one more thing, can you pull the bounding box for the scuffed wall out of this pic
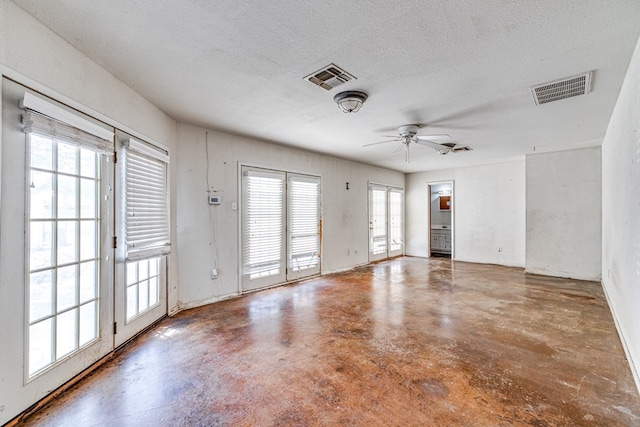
[526,147,602,281]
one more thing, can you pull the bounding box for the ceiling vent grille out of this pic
[451,145,473,152]
[304,63,356,91]
[531,72,592,105]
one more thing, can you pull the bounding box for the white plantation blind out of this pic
[123,139,170,258]
[389,188,404,252]
[288,175,320,272]
[243,169,285,279]
[21,92,114,144]
[22,110,113,153]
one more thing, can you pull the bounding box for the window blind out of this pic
[242,169,285,279]
[123,139,170,258]
[288,175,320,272]
[22,110,113,153]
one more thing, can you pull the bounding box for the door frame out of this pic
[426,180,455,258]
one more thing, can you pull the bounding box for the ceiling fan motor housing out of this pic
[398,124,419,137]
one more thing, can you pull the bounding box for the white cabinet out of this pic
[431,228,451,254]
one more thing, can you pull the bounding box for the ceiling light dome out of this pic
[333,91,368,113]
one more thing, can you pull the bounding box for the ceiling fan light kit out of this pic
[333,91,368,113]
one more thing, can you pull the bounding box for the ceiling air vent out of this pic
[531,71,592,105]
[304,63,356,91]
[451,145,473,153]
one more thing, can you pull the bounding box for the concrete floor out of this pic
[20,257,640,426]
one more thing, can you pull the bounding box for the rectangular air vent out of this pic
[304,63,356,91]
[531,72,592,105]
[452,145,473,152]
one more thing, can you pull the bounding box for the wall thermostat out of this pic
[208,195,221,205]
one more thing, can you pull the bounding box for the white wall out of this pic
[526,147,602,280]
[406,161,526,267]
[601,35,640,391]
[0,1,177,424]
[175,123,404,309]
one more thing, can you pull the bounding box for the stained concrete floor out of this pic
[20,257,640,426]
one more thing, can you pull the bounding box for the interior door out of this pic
[113,131,169,347]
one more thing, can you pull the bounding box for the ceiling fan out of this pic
[364,124,472,163]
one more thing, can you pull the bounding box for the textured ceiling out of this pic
[10,0,640,173]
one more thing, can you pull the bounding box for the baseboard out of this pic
[601,279,640,395]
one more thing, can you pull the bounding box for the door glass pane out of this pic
[79,261,97,303]
[30,135,54,170]
[80,220,97,261]
[30,270,53,322]
[58,221,78,264]
[57,264,78,312]
[80,178,96,218]
[56,308,78,359]
[29,319,53,375]
[80,149,96,178]
[30,171,54,219]
[79,301,97,347]
[57,175,78,218]
[57,143,78,175]
[30,221,53,270]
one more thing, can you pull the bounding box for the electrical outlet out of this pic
[211,268,218,279]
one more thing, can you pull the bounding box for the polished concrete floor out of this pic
[20,257,640,426]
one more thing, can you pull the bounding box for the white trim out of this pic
[21,93,114,142]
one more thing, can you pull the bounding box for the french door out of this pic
[241,166,321,292]
[369,183,404,261]
[0,79,169,422]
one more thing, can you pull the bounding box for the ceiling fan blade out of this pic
[416,134,451,141]
[415,139,452,155]
[363,139,398,147]
[414,139,442,149]
[392,142,406,153]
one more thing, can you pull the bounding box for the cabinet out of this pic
[431,228,451,254]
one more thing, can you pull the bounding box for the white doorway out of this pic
[427,181,454,258]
